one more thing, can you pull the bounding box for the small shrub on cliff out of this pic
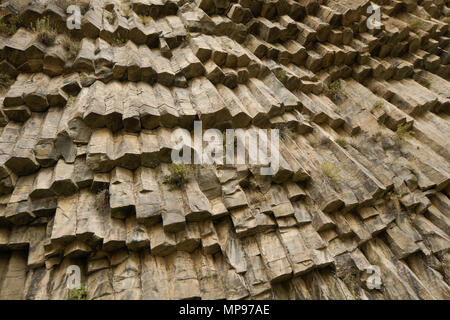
[329,79,346,103]
[329,80,342,94]
[395,122,413,140]
[69,286,89,300]
[163,163,192,189]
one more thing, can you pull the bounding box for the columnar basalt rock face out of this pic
[0,0,449,300]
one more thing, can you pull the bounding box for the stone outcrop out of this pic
[0,0,449,300]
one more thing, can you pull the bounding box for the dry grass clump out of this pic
[306,135,318,146]
[33,17,57,46]
[95,187,110,214]
[61,35,80,59]
[371,100,385,112]
[335,137,347,147]
[321,161,342,183]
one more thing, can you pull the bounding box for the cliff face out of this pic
[0,0,449,300]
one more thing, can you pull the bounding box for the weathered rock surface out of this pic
[0,0,449,300]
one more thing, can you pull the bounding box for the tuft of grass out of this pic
[321,161,342,182]
[0,74,13,92]
[329,79,346,103]
[329,80,342,94]
[69,286,89,300]
[112,34,127,47]
[61,36,80,59]
[163,163,192,190]
[395,122,413,140]
[33,17,57,46]
[409,19,422,30]
[371,100,385,112]
[0,15,20,36]
[335,137,347,147]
